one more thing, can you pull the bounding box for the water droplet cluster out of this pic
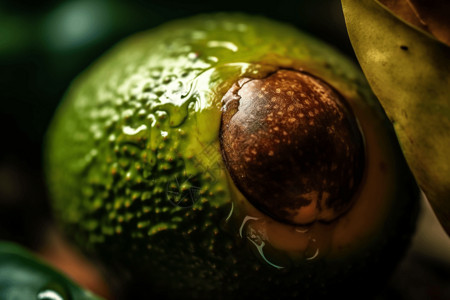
[46,27,236,272]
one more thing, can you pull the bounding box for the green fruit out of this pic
[0,241,102,300]
[342,0,450,234]
[45,13,419,299]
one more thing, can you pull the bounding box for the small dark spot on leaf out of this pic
[400,45,409,51]
[402,110,408,119]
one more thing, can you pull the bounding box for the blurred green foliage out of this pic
[0,241,102,300]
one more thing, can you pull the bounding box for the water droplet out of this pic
[151,69,162,79]
[225,202,234,222]
[238,215,259,238]
[295,226,309,233]
[143,114,154,126]
[162,75,177,84]
[122,124,147,135]
[155,110,167,120]
[187,52,199,61]
[121,109,134,119]
[108,134,116,143]
[37,289,65,300]
[37,282,70,300]
[140,92,158,103]
[207,56,219,63]
[247,235,284,270]
[153,99,194,128]
[305,248,320,261]
[206,40,238,52]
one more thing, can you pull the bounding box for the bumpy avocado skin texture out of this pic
[45,14,419,299]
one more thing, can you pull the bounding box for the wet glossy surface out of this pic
[46,14,420,298]
[220,69,365,226]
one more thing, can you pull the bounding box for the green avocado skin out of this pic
[0,241,102,300]
[45,13,419,299]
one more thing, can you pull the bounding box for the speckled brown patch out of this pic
[220,69,365,225]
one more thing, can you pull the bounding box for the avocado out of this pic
[45,13,420,299]
[0,241,102,300]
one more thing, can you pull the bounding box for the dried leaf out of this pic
[342,0,450,235]
[378,0,450,46]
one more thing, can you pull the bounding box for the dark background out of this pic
[0,1,448,299]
